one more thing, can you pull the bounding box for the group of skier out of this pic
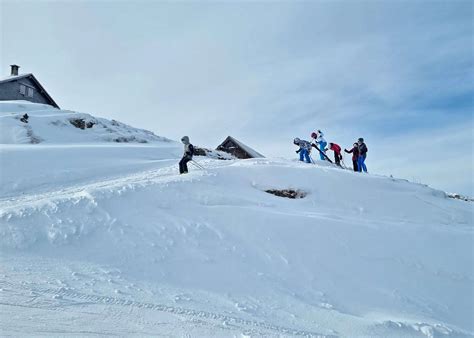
[293,130,368,172]
[177,132,368,174]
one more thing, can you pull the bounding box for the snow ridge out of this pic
[0,101,171,144]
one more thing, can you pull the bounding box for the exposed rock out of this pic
[20,113,29,123]
[69,118,86,129]
[265,189,307,199]
[447,193,473,202]
[113,136,147,143]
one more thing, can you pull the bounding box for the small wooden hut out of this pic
[216,136,264,159]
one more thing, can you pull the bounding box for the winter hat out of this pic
[311,132,317,139]
[358,137,364,143]
[181,136,190,144]
[293,137,301,144]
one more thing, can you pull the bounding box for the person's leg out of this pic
[357,156,363,172]
[353,159,358,171]
[179,158,185,174]
[319,141,327,160]
[304,150,311,163]
[361,156,367,172]
[299,150,304,161]
[183,157,190,173]
[334,153,340,165]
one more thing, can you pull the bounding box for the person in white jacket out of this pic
[311,130,327,160]
[179,136,194,174]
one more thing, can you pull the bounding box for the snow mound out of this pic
[0,101,171,144]
[0,149,472,336]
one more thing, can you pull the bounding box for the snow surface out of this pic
[0,102,473,337]
[0,101,171,144]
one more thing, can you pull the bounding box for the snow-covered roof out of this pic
[218,136,264,158]
[0,73,34,84]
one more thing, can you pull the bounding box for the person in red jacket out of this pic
[344,143,359,172]
[327,143,342,166]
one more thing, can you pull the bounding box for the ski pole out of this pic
[190,160,205,170]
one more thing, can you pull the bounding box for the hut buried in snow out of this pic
[216,136,264,159]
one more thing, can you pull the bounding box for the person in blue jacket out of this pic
[293,138,312,163]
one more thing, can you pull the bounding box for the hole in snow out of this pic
[265,189,307,199]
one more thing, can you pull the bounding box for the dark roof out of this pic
[217,136,264,159]
[0,73,60,108]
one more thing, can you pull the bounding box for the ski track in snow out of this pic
[0,277,330,337]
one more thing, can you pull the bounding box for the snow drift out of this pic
[0,102,472,337]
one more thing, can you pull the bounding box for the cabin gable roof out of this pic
[0,73,60,108]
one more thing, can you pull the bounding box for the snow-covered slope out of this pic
[0,102,472,336]
[0,101,171,144]
[1,145,472,336]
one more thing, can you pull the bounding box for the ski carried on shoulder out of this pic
[311,143,333,163]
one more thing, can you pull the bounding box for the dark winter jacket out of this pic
[329,143,341,154]
[345,146,360,161]
[184,143,194,157]
[358,142,368,157]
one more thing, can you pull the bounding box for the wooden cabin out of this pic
[216,136,264,159]
[0,65,60,108]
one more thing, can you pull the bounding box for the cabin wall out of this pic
[0,78,54,106]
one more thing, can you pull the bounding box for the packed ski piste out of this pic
[1,102,473,337]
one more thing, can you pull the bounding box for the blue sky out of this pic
[1,0,473,195]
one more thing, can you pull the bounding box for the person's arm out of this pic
[345,148,353,153]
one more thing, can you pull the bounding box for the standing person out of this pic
[179,136,194,174]
[344,143,359,171]
[357,137,368,173]
[293,138,312,163]
[327,142,343,166]
[311,130,327,161]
